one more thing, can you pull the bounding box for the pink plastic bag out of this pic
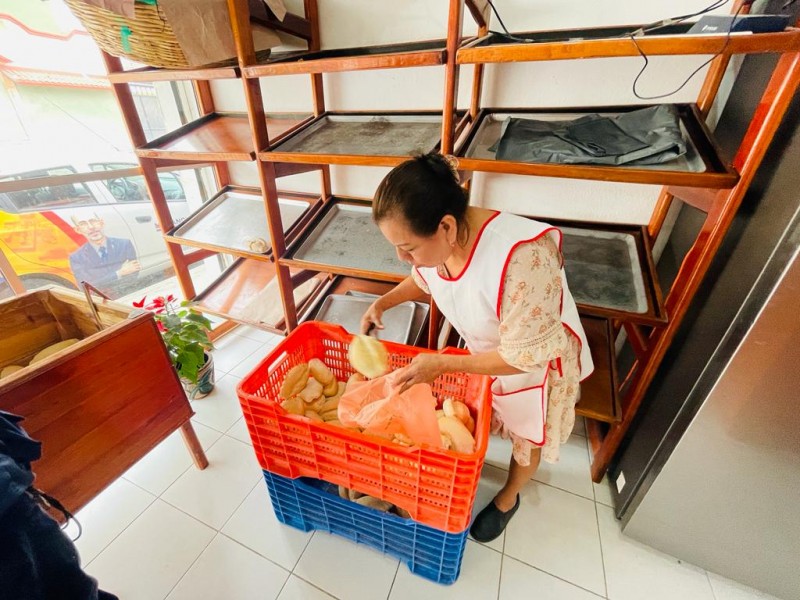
[338,372,442,448]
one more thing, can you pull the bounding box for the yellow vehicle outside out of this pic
[0,209,82,290]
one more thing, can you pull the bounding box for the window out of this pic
[0,167,97,211]
[0,2,215,302]
[89,163,186,203]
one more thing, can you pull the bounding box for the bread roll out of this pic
[348,334,389,379]
[280,363,309,399]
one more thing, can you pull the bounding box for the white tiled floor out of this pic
[71,326,780,600]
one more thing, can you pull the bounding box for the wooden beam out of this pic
[665,186,719,213]
[139,157,196,300]
[101,53,147,148]
[228,0,300,331]
[623,322,649,359]
[251,12,312,41]
[194,80,216,115]
[208,318,240,342]
[647,189,675,240]
[464,0,490,29]
[0,246,26,295]
[184,248,218,265]
[441,0,465,154]
[469,25,488,120]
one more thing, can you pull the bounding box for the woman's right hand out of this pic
[360,298,386,335]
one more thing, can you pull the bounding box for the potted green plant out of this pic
[133,294,215,399]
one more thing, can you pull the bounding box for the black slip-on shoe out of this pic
[469,494,521,542]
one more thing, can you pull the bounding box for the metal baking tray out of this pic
[272,113,445,156]
[561,227,648,314]
[286,200,409,276]
[315,294,416,344]
[463,110,706,173]
[170,189,311,254]
[345,290,430,347]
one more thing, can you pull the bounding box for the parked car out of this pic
[0,164,191,297]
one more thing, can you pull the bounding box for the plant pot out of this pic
[181,352,215,399]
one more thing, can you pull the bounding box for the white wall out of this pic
[213,0,735,225]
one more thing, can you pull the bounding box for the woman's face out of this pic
[378,214,454,269]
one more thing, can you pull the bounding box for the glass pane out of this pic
[0,167,98,211]
[0,2,202,301]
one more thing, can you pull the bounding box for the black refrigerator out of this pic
[607,5,800,600]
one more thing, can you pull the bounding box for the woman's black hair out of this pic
[373,152,468,240]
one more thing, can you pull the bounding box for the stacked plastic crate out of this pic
[237,322,492,584]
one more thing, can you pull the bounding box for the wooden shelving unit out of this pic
[97,0,800,482]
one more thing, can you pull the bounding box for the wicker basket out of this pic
[65,0,189,69]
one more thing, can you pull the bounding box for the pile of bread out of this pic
[278,358,362,426]
[1,338,80,379]
[276,334,477,454]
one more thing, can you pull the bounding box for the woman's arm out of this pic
[391,349,523,392]
[360,276,427,334]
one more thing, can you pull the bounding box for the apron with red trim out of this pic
[416,212,593,444]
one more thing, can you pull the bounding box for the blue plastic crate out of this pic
[262,470,469,585]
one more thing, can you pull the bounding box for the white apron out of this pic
[416,212,593,444]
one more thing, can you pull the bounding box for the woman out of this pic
[361,153,593,542]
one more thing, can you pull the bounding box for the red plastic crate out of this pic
[236,321,492,534]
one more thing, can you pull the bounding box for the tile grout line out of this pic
[288,571,342,599]
[289,529,316,574]
[215,531,297,583]
[593,500,610,599]
[497,550,505,600]
[143,467,271,597]
[501,553,608,598]
[531,476,595,503]
[132,430,226,500]
[386,562,401,600]
[705,571,720,600]
[482,462,596,504]
[228,327,281,344]
[216,477,262,532]
[155,463,263,536]
[160,530,220,600]
[272,571,292,600]
[288,529,400,598]
[211,337,273,373]
[80,489,158,570]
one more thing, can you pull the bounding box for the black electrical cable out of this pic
[629,2,746,100]
[486,0,511,35]
[484,0,757,100]
[486,0,533,43]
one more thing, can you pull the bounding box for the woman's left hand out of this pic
[392,354,448,393]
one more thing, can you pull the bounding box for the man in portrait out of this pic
[68,213,140,294]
